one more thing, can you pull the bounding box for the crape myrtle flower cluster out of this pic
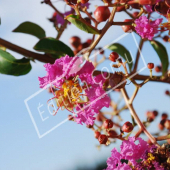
[1,0,170,169]
[35,0,170,169]
[105,137,169,170]
[39,55,110,125]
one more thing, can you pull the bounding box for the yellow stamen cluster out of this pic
[147,153,155,163]
[55,80,85,111]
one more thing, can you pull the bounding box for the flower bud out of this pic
[107,130,117,138]
[94,6,110,22]
[69,36,81,49]
[94,131,101,139]
[147,63,154,69]
[109,52,119,62]
[162,113,168,120]
[165,90,170,95]
[153,110,158,117]
[103,119,114,129]
[98,134,108,144]
[122,122,134,133]
[163,35,169,42]
[122,19,134,33]
[155,66,161,73]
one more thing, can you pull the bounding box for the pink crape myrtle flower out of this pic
[38,55,110,125]
[105,148,131,170]
[135,16,163,40]
[105,137,151,169]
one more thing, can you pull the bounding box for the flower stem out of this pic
[121,88,158,145]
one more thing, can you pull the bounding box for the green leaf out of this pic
[150,40,169,75]
[13,21,46,39]
[66,14,100,34]
[34,37,74,57]
[0,49,31,76]
[107,43,133,71]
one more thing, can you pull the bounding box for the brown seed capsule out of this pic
[122,122,134,133]
[147,63,154,69]
[107,130,117,138]
[103,119,114,129]
[98,134,108,144]
[94,131,101,139]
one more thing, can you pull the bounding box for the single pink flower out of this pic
[135,16,163,40]
[38,55,110,125]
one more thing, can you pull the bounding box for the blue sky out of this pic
[0,0,170,170]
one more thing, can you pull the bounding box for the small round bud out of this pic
[163,35,169,42]
[155,66,161,73]
[86,124,93,128]
[122,19,134,33]
[147,63,154,69]
[162,113,168,120]
[165,90,170,95]
[98,134,108,144]
[68,115,74,121]
[109,52,119,62]
[122,122,134,133]
[94,131,101,139]
[69,36,81,49]
[94,6,110,22]
[103,119,114,129]
[107,130,117,138]
[164,120,170,130]
[153,110,158,117]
